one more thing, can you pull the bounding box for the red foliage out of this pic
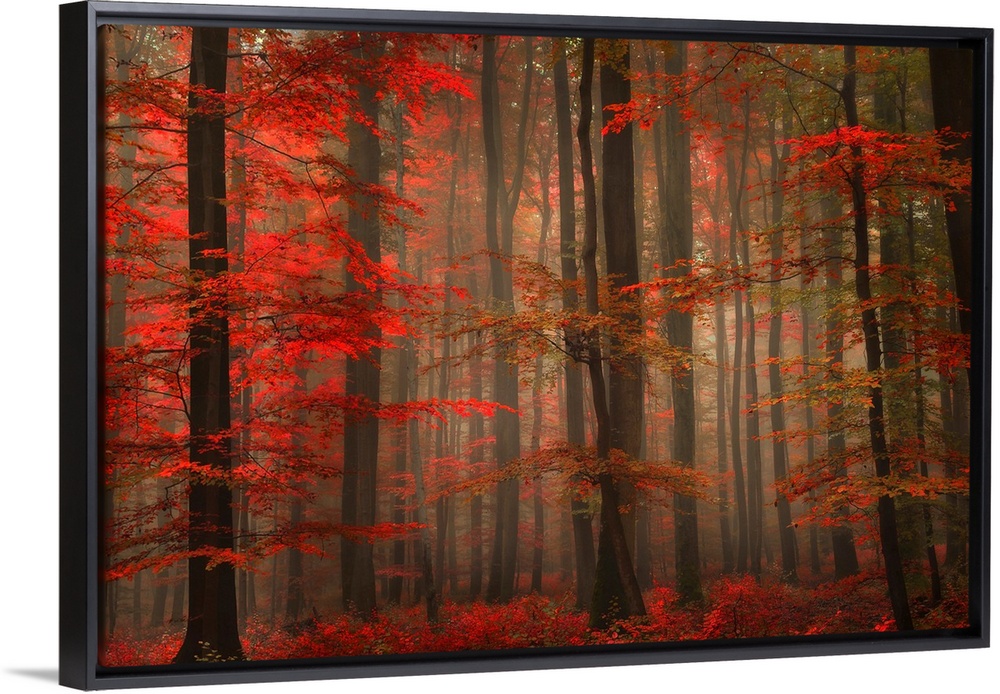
[103,573,967,665]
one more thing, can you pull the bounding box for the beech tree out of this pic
[174,26,243,663]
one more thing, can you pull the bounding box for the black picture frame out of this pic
[60,1,992,689]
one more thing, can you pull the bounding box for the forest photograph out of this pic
[99,22,975,667]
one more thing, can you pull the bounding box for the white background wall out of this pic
[2,1,994,692]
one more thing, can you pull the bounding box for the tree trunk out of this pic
[389,100,409,606]
[821,194,861,579]
[708,172,734,573]
[724,108,750,575]
[105,28,142,643]
[340,38,383,619]
[766,110,798,583]
[586,39,646,627]
[149,563,169,628]
[928,48,974,341]
[662,41,703,603]
[843,45,912,631]
[285,364,308,624]
[408,266,438,622]
[529,133,552,594]
[285,499,305,622]
[743,257,764,580]
[905,203,943,605]
[554,41,596,609]
[800,208,822,576]
[174,26,244,663]
[468,326,486,600]
[482,35,528,602]
[231,37,254,630]
[170,568,186,625]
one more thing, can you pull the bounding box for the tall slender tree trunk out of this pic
[389,101,409,606]
[530,352,546,594]
[174,26,243,663]
[554,41,596,609]
[285,366,308,624]
[743,252,764,579]
[730,90,763,580]
[586,39,646,627]
[843,45,912,631]
[285,498,305,622]
[938,302,966,569]
[230,35,255,629]
[468,326,485,600]
[434,94,462,599]
[341,38,383,619]
[529,136,552,595]
[707,175,734,573]
[766,110,798,582]
[408,329,438,622]
[821,195,861,579]
[906,203,943,605]
[483,36,532,602]
[800,208,822,575]
[662,41,703,603]
[725,109,750,575]
[926,81,972,567]
[105,28,144,643]
[928,48,974,342]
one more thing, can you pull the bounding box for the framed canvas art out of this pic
[60,0,991,688]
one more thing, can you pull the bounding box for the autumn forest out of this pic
[101,24,974,666]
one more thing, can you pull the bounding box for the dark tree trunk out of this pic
[529,136,552,595]
[743,256,764,580]
[905,204,943,605]
[821,195,861,579]
[149,562,170,629]
[170,569,186,625]
[285,365,308,624]
[231,38,254,629]
[928,48,974,341]
[706,169,733,573]
[174,26,244,663]
[730,91,763,580]
[389,101,409,606]
[482,35,528,602]
[105,28,142,643]
[531,353,546,594]
[843,45,912,631]
[662,41,703,603]
[929,49,973,573]
[586,39,646,627]
[874,77,923,565]
[285,499,305,622]
[766,111,798,583]
[724,111,750,575]
[340,38,383,619]
[554,41,596,609]
[132,569,143,633]
[715,252,734,574]
[800,210,822,576]
[447,488,459,596]
[435,495,449,599]
[468,326,486,600]
[938,304,967,569]
[436,93,462,601]
[407,276,438,622]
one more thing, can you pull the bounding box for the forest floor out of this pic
[102,569,969,666]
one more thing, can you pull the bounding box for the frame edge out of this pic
[60,1,100,690]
